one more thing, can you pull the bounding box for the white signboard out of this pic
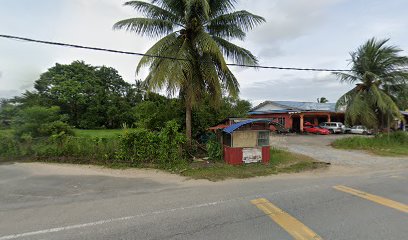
[242,148,262,164]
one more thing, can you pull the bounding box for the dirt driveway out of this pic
[271,134,408,170]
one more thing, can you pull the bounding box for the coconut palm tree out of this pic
[335,38,408,130]
[114,0,265,142]
[317,97,329,103]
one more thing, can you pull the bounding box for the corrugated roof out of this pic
[273,101,336,111]
[251,101,337,112]
[401,111,408,116]
[223,119,270,134]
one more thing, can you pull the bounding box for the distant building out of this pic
[248,101,345,132]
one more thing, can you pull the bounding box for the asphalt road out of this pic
[0,161,407,240]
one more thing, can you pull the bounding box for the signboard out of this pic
[242,148,262,164]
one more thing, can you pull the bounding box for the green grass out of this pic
[332,132,408,156]
[73,129,127,138]
[181,148,327,181]
[0,129,14,137]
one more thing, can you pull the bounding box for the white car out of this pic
[320,122,346,134]
[349,125,372,135]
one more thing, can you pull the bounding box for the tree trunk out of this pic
[185,102,192,144]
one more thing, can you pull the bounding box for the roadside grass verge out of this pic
[332,132,408,156]
[182,148,328,181]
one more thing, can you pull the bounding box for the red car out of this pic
[304,123,330,135]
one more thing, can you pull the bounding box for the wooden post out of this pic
[300,114,304,132]
[327,114,331,123]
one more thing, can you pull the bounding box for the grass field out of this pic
[73,129,127,138]
[332,132,408,156]
[0,129,13,137]
[182,148,327,181]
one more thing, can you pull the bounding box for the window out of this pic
[257,131,270,146]
[271,117,285,126]
[278,117,285,126]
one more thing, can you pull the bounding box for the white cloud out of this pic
[0,0,407,104]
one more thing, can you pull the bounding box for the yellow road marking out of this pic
[251,198,323,240]
[334,185,408,214]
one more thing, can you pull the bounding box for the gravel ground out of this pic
[270,134,408,170]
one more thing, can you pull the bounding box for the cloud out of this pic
[244,0,344,45]
[240,71,353,104]
[0,89,20,99]
[1,0,407,105]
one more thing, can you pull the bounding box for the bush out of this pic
[1,120,186,169]
[0,135,20,158]
[13,106,73,138]
[206,134,222,160]
[116,120,186,168]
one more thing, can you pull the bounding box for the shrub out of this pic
[0,135,20,158]
[116,120,186,168]
[206,134,222,160]
[13,106,73,138]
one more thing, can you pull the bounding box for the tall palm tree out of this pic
[114,0,265,142]
[335,38,408,130]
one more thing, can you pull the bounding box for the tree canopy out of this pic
[335,38,408,129]
[32,61,141,128]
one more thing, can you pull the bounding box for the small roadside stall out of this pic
[222,119,271,165]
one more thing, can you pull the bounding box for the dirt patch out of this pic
[16,162,195,184]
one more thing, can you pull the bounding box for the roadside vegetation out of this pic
[182,148,327,181]
[332,132,408,156]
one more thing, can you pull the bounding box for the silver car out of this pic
[319,122,345,134]
[349,125,372,135]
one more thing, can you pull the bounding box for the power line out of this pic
[0,34,353,72]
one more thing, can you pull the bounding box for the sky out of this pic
[0,0,407,105]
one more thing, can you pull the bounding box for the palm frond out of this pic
[151,0,187,18]
[214,63,239,98]
[208,0,237,18]
[336,87,357,111]
[333,72,359,84]
[186,0,210,21]
[193,31,228,72]
[136,32,179,73]
[199,53,222,105]
[206,22,246,40]
[208,10,265,31]
[113,18,174,38]
[123,1,184,26]
[346,91,378,128]
[212,36,258,65]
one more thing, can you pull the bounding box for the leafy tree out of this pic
[133,93,182,130]
[335,38,408,129]
[13,106,73,138]
[31,61,140,128]
[317,97,329,103]
[114,0,265,142]
[191,96,251,138]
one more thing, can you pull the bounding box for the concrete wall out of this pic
[232,131,258,148]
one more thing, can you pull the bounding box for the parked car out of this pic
[348,125,372,135]
[319,122,346,134]
[304,123,330,135]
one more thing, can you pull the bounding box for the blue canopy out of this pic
[223,119,270,134]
